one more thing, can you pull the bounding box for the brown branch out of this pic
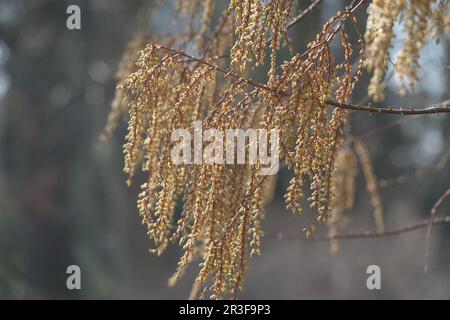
[286,0,324,29]
[270,216,450,241]
[155,45,285,96]
[326,99,450,115]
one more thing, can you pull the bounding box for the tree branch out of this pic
[326,99,450,115]
[287,0,324,29]
[156,45,285,96]
[271,216,450,241]
[378,148,450,188]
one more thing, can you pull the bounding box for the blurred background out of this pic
[0,0,449,299]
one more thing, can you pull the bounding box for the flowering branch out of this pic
[156,45,284,96]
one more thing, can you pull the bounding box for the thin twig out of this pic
[425,188,450,273]
[270,216,450,241]
[360,115,423,140]
[286,0,324,29]
[379,148,450,188]
[156,44,285,96]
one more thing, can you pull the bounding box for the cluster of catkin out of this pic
[365,0,450,101]
[229,0,295,72]
[101,0,449,299]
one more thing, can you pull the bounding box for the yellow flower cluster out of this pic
[365,0,450,101]
[102,0,444,299]
[229,0,295,72]
[100,35,148,142]
[445,7,450,38]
